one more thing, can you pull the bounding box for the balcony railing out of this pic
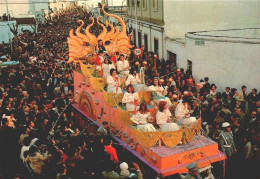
[107,6,127,15]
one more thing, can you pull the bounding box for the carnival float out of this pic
[68,5,226,177]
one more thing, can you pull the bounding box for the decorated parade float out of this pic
[68,5,226,178]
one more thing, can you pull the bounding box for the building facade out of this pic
[126,0,260,91]
[126,0,165,59]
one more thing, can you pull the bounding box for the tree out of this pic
[8,23,19,52]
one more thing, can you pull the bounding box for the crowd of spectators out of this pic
[0,8,144,179]
[127,51,259,178]
[0,5,259,179]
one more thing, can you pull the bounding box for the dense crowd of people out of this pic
[0,5,259,179]
[0,8,145,179]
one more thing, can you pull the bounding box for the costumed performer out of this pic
[103,58,115,78]
[156,101,179,131]
[107,69,122,94]
[148,78,172,107]
[117,54,129,77]
[122,84,139,111]
[125,68,147,92]
[175,96,197,125]
[130,102,156,132]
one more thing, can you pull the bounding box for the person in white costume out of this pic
[106,69,122,94]
[175,96,197,125]
[103,58,115,78]
[122,84,139,111]
[148,78,172,107]
[125,68,147,92]
[130,102,156,132]
[116,54,129,77]
[156,101,179,131]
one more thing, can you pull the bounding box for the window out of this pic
[127,0,130,7]
[154,38,159,55]
[132,0,135,8]
[137,0,140,8]
[138,31,142,48]
[187,60,192,74]
[133,29,136,46]
[153,0,158,10]
[144,34,148,51]
[143,0,147,10]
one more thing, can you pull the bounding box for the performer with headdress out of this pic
[156,101,179,131]
[107,69,122,94]
[122,84,139,111]
[175,96,197,125]
[148,78,172,107]
[130,102,156,132]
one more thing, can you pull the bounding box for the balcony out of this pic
[106,6,127,16]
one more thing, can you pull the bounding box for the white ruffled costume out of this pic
[106,75,122,94]
[103,64,115,78]
[156,109,179,131]
[130,111,156,132]
[175,100,197,125]
[122,92,139,111]
[148,85,172,107]
[125,74,147,92]
[117,60,129,76]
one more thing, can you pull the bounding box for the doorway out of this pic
[133,29,136,46]
[144,34,148,51]
[187,60,192,74]
[167,51,177,65]
[138,31,142,48]
[154,38,159,55]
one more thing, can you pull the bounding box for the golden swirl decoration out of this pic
[67,19,96,63]
[191,118,202,135]
[138,89,152,104]
[184,126,196,143]
[103,90,124,107]
[79,62,95,77]
[134,129,161,148]
[160,129,183,148]
[117,106,133,126]
[89,76,106,91]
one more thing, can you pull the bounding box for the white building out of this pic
[185,28,260,91]
[126,0,260,91]
[0,0,49,17]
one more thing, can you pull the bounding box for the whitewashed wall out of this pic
[163,0,260,39]
[165,38,185,66]
[0,0,49,16]
[185,35,260,92]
